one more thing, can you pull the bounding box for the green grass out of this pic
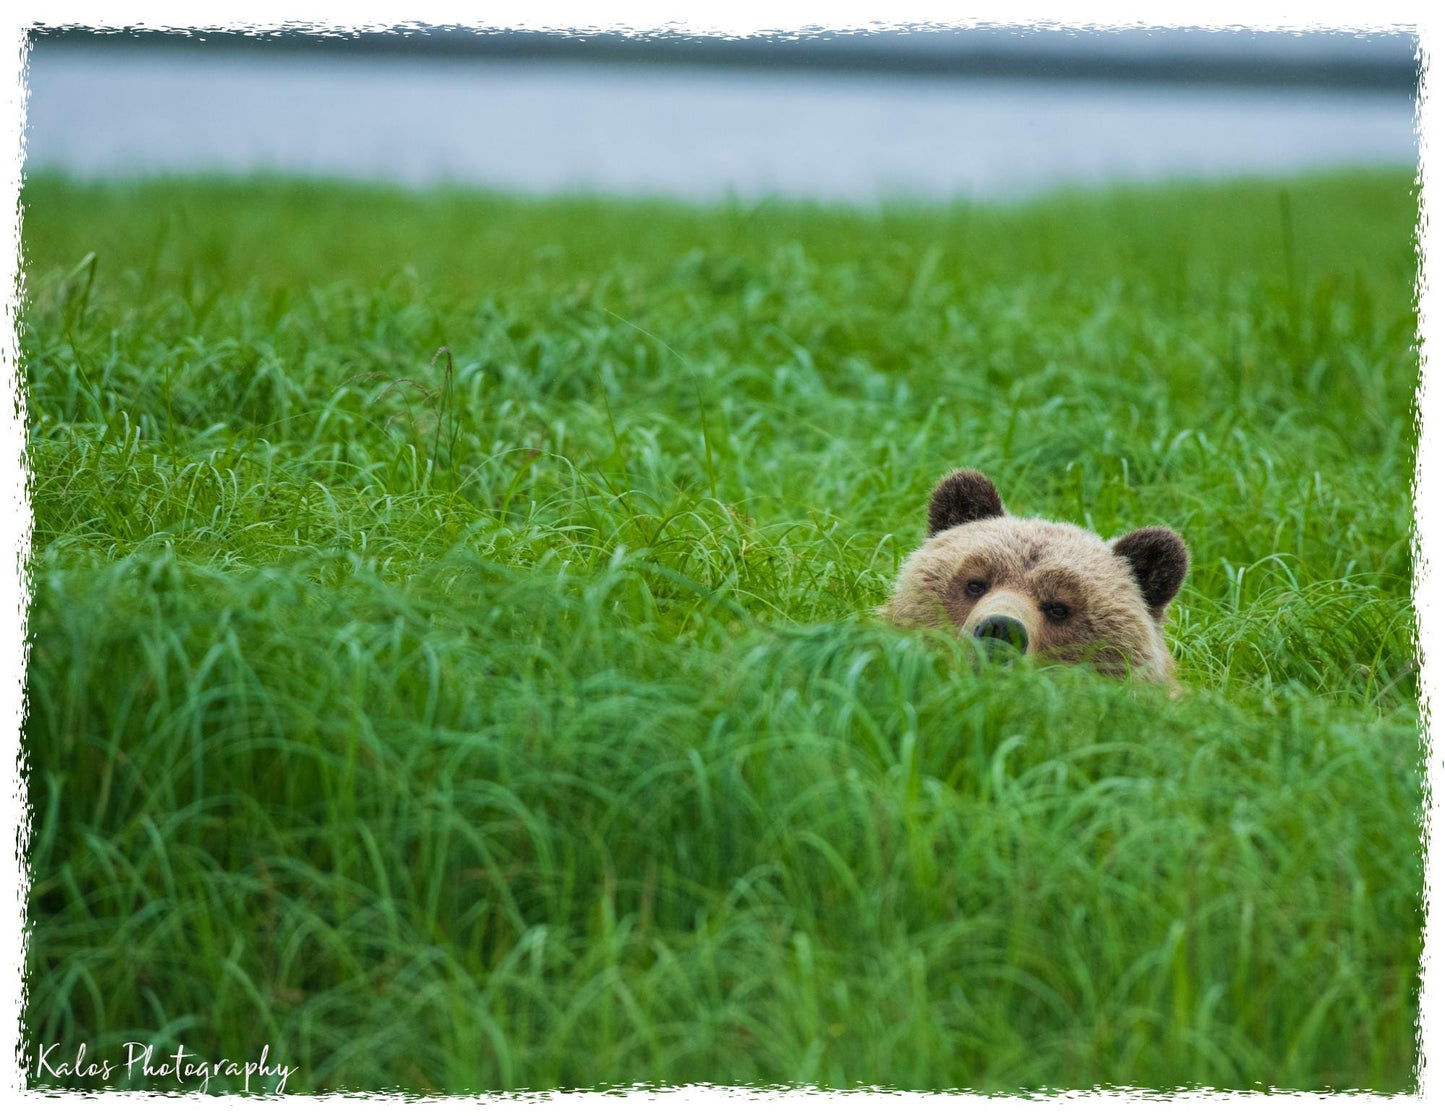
[19,170,1423,1094]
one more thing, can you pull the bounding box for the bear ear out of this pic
[1112,526,1189,619]
[928,470,1005,535]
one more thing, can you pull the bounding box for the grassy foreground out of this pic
[19,171,1423,1093]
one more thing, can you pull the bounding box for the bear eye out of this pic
[1042,602,1071,622]
[964,579,989,598]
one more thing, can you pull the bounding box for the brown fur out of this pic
[882,470,1188,682]
[929,469,1005,535]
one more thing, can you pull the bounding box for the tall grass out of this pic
[19,170,1423,1092]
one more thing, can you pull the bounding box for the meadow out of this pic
[19,170,1423,1093]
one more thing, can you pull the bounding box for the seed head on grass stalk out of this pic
[345,346,464,491]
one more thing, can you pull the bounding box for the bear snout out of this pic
[972,614,1029,654]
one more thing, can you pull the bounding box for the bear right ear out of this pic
[928,470,1005,535]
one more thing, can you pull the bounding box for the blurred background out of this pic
[25,26,1419,203]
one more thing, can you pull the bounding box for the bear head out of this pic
[881,469,1188,681]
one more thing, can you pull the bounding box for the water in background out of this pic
[24,43,1418,203]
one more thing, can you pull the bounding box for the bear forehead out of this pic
[925,517,1135,589]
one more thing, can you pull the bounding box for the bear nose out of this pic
[972,615,1029,653]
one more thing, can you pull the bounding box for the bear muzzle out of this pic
[966,589,1037,658]
[972,614,1029,655]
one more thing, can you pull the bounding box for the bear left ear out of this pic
[1112,526,1189,619]
[928,469,1005,535]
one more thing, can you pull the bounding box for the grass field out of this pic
[18,170,1424,1094]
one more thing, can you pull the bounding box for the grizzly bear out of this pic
[881,469,1188,681]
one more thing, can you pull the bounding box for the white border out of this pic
[2,3,1437,34]
[2,2,1435,1110]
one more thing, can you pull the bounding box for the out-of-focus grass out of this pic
[20,170,1422,1093]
